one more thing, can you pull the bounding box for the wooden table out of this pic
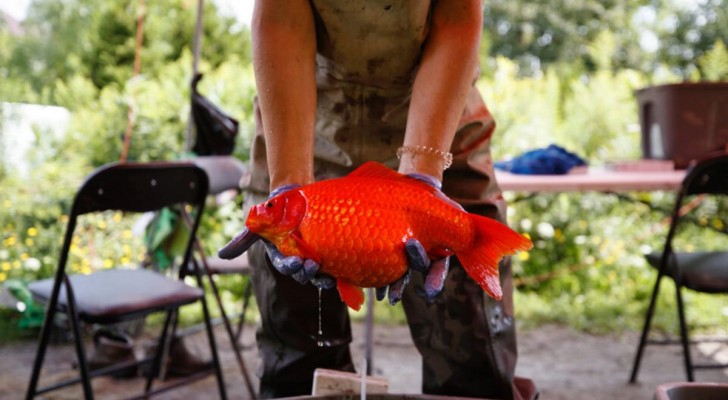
[495,169,686,193]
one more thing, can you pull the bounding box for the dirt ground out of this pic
[2,319,728,400]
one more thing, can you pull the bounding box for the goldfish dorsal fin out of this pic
[348,162,437,193]
[336,279,365,311]
[348,161,402,180]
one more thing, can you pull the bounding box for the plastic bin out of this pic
[637,82,728,168]
[653,382,728,400]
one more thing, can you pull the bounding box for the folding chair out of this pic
[25,161,227,399]
[630,153,728,383]
[184,155,257,398]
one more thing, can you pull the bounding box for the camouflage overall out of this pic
[242,1,536,398]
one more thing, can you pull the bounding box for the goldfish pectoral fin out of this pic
[291,232,321,263]
[388,270,411,305]
[336,280,365,311]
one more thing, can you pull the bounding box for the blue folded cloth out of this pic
[495,144,587,175]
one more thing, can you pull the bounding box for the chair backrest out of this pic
[680,153,728,197]
[57,162,209,277]
[72,162,209,215]
[663,153,728,253]
[191,156,247,196]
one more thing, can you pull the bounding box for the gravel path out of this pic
[2,321,727,399]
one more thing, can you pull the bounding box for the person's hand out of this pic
[259,184,336,288]
[377,173,461,305]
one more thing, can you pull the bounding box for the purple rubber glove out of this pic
[377,173,461,304]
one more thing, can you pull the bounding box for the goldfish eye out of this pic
[265,201,274,209]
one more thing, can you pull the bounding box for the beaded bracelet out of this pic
[396,145,453,170]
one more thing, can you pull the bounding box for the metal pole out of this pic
[185,0,205,152]
[364,288,374,375]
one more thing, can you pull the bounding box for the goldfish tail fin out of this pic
[336,279,365,311]
[456,215,533,300]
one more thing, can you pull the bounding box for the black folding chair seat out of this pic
[646,252,728,293]
[29,269,204,324]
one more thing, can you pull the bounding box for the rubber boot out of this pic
[87,330,137,378]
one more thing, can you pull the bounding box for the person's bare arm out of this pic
[252,0,317,190]
[398,0,483,181]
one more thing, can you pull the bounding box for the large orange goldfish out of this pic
[222,162,532,310]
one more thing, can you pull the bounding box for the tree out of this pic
[698,39,728,81]
[652,0,728,79]
[2,0,252,102]
[483,0,651,75]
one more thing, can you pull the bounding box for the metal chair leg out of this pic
[145,310,175,393]
[185,226,256,398]
[630,270,666,383]
[234,279,253,344]
[25,286,62,399]
[63,275,94,399]
[192,265,228,400]
[675,280,695,381]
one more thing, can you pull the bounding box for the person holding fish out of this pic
[220,1,537,399]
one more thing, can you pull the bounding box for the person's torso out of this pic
[310,0,434,170]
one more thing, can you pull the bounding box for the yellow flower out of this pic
[3,236,16,246]
[121,257,131,265]
[103,259,114,268]
[113,212,122,223]
[25,238,34,246]
[518,252,530,261]
[20,253,29,261]
[1,262,10,271]
[97,220,107,229]
[0,272,6,282]
[712,219,725,231]
[123,230,133,239]
[27,227,38,237]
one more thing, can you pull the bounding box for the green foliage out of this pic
[698,39,728,81]
[2,0,251,101]
[652,0,728,79]
[483,0,650,74]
